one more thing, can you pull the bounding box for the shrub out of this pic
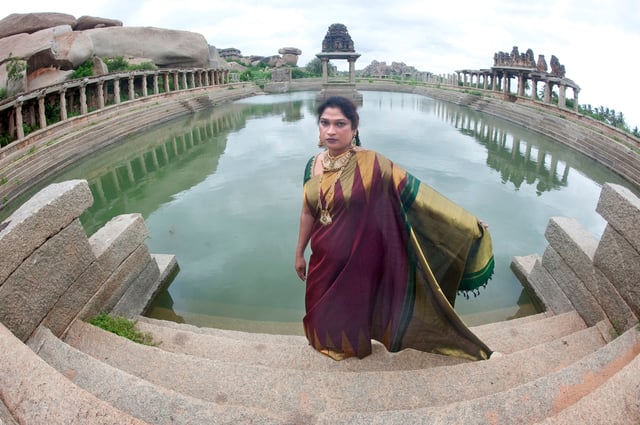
[89,313,156,345]
[104,56,130,73]
[68,59,94,80]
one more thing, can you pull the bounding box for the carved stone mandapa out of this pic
[321,23,355,52]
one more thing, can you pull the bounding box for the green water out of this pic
[42,90,637,330]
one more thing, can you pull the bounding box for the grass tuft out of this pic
[89,313,156,346]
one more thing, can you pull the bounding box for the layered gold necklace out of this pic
[318,149,354,226]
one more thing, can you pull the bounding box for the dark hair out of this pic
[316,96,361,146]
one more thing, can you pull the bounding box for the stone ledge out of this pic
[0,179,92,284]
[0,323,145,425]
[62,316,602,415]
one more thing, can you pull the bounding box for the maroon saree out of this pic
[302,150,494,361]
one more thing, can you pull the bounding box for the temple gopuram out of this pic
[316,23,362,103]
[456,46,580,110]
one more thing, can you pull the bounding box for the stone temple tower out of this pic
[316,23,362,103]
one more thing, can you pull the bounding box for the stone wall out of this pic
[0,179,175,342]
[512,183,640,333]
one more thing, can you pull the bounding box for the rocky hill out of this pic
[0,12,228,97]
[358,59,431,79]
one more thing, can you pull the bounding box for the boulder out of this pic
[0,24,92,71]
[49,30,94,69]
[0,25,73,65]
[85,26,210,68]
[278,47,301,56]
[208,45,229,69]
[278,47,302,66]
[281,54,299,66]
[75,15,123,31]
[257,55,281,67]
[26,67,73,92]
[92,56,109,76]
[0,13,77,39]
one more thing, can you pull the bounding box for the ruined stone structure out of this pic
[316,23,362,103]
[0,67,231,148]
[457,46,580,110]
[278,47,302,66]
[0,180,176,342]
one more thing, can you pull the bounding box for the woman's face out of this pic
[318,107,357,155]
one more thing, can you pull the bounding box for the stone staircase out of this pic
[0,308,634,424]
[1,85,640,423]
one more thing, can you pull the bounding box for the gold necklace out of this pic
[318,150,354,225]
[322,149,353,171]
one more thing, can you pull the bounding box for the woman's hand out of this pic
[295,255,307,281]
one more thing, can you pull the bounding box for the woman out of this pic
[295,96,495,361]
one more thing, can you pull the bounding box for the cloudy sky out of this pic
[4,0,640,128]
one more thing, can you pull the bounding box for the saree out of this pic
[302,149,494,361]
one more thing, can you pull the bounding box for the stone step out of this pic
[0,400,17,425]
[473,310,589,353]
[62,317,606,415]
[311,326,640,424]
[136,310,587,362]
[135,317,467,372]
[27,326,290,425]
[0,323,147,425]
[535,347,640,424]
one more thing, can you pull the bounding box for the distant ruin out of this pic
[458,46,579,109]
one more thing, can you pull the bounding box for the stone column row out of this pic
[5,68,232,143]
[458,70,579,111]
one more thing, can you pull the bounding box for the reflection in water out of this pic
[38,91,637,329]
[76,99,309,235]
[456,113,570,195]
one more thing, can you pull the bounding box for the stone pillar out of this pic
[37,93,47,130]
[517,73,525,97]
[173,72,179,90]
[60,87,68,121]
[321,58,329,83]
[348,59,356,83]
[573,88,580,112]
[189,72,195,88]
[15,97,24,140]
[113,78,121,104]
[204,70,209,86]
[97,79,105,109]
[153,74,159,95]
[531,78,538,100]
[544,82,552,103]
[558,84,566,108]
[80,81,88,115]
[181,72,188,90]
[163,73,170,92]
[492,72,497,91]
[141,75,148,97]
[27,103,36,128]
[128,75,135,101]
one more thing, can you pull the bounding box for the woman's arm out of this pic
[295,202,314,281]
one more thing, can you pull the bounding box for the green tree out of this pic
[6,53,26,82]
[304,57,336,77]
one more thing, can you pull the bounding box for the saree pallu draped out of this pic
[302,150,494,361]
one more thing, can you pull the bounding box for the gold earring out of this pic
[318,138,325,148]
